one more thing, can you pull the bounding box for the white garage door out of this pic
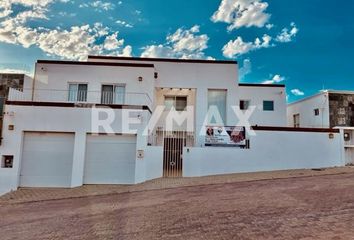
[20,132,75,188]
[84,135,137,184]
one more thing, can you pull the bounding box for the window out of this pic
[68,83,87,102]
[263,101,274,111]
[164,96,187,111]
[101,84,125,104]
[314,108,320,116]
[240,100,250,110]
[293,114,300,128]
[208,89,227,124]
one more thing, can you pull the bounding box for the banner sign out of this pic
[205,126,246,147]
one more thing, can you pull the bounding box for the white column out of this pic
[195,88,207,147]
[71,132,86,187]
[134,111,150,184]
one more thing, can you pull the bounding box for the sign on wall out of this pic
[205,126,246,147]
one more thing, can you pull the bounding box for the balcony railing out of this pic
[7,88,153,108]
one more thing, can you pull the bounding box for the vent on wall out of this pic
[1,155,13,168]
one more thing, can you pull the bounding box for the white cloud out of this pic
[222,22,299,58]
[265,23,274,29]
[141,45,175,58]
[0,2,132,60]
[263,74,285,84]
[121,45,132,56]
[103,32,124,50]
[79,1,115,11]
[0,68,31,75]
[222,34,272,58]
[141,25,213,59]
[276,22,299,43]
[239,58,252,81]
[291,89,305,96]
[211,0,271,31]
[116,20,133,28]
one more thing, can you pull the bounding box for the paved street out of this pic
[1,172,354,239]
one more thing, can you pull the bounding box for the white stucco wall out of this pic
[144,146,164,181]
[183,129,344,177]
[239,85,287,126]
[287,92,330,128]
[0,104,152,194]
[33,63,155,108]
[88,58,239,146]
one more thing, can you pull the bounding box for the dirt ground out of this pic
[1,173,354,240]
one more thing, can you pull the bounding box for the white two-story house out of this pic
[0,56,343,195]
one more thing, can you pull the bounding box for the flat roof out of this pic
[239,83,285,88]
[88,55,238,65]
[288,89,354,106]
[37,60,155,68]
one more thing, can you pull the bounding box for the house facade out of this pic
[287,90,354,165]
[0,56,344,195]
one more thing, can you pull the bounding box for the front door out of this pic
[163,137,184,177]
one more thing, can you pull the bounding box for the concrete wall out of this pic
[239,86,287,126]
[0,104,152,194]
[287,92,330,128]
[183,129,344,177]
[144,146,163,181]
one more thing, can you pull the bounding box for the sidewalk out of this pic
[1,166,354,205]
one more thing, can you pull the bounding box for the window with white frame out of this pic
[68,83,88,102]
[101,84,126,104]
[164,96,187,111]
[208,89,227,124]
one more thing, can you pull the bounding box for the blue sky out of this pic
[0,0,354,102]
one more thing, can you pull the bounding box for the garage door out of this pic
[84,135,137,184]
[20,132,75,188]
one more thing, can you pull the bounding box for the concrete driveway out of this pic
[1,170,354,239]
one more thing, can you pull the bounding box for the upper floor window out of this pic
[263,100,274,111]
[240,100,250,110]
[208,89,227,124]
[68,83,87,102]
[314,108,320,116]
[164,96,187,111]
[101,84,125,104]
[293,114,300,128]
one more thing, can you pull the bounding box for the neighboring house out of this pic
[0,74,31,145]
[0,73,30,114]
[0,56,344,195]
[287,90,354,165]
[239,83,287,127]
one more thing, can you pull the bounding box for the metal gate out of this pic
[163,136,184,177]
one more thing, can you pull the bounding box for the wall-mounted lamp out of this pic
[329,133,335,139]
[138,76,143,82]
